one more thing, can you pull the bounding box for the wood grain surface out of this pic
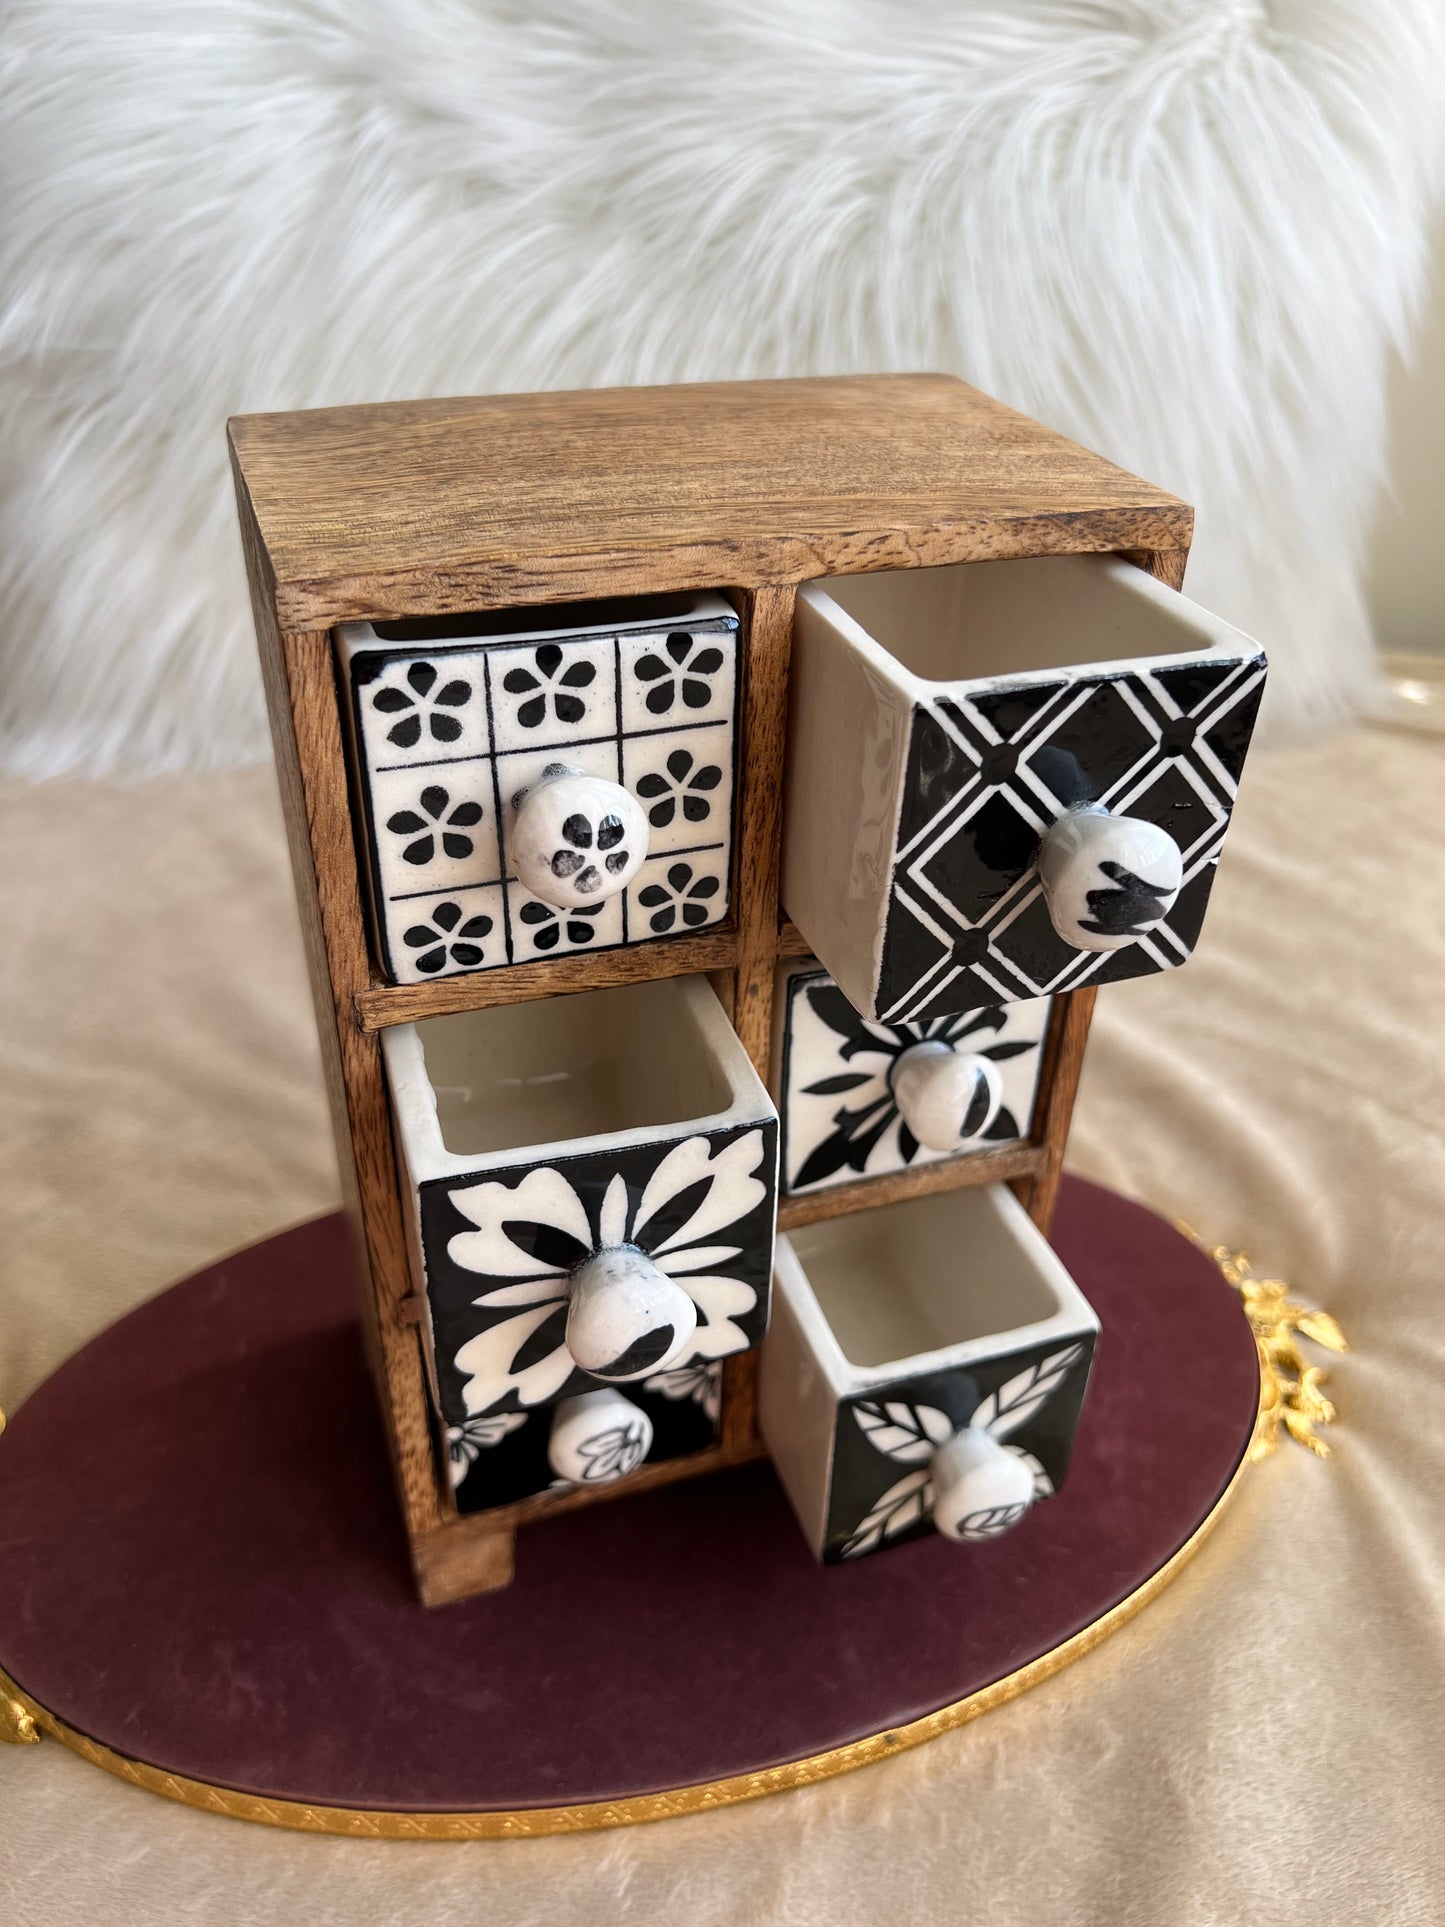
[778,1143,1045,1232]
[1014,988,1098,1230]
[234,457,446,1554]
[355,929,736,1031]
[229,375,1192,628]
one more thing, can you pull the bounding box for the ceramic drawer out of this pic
[338,592,739,985]
[781,554,1266,1023]
[759,1185,1098,1563]
[772,958,1051,1196]
[382,975,778,1508]
[442,1375,726,1518]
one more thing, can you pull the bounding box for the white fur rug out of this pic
[2,1,1442,776]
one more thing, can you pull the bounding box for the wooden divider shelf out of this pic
[355,927,738,1030]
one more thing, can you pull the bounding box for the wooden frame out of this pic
[229,374,1191,1606]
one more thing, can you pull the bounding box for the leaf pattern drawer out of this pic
[759,1185,1098,1563]
[337,592,739,984]
[771,959,1050,1196]
[382,975,778,1506]
[781,554,1266,1022]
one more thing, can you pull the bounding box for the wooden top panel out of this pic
[229,374,1191,627]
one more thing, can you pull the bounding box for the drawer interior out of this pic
[819,553,1201,681]
[787,1188,1062,1367]
[364,589,709,647]
[414,979,732,1156]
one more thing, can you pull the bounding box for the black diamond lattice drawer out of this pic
[781,554,1265,1022]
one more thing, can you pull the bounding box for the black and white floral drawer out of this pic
[337,593,739,984]
[772,960,1050,1195]
[381,974,778,1494]
[758,1185,1098,1563]
[443,1369,724,1518]
[781,554,1266,1023]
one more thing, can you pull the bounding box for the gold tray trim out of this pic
[0,1345,1268,1839]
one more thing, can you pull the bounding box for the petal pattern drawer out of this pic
[781,554,1266,1022]
[759,1185,1098,1562]
[383,975,778,1514]
[338,592,739,984]
[772,960,1051,1196]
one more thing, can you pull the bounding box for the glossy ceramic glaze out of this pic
[564,1246,698,1381]
[888,1041,1003,1151]
[383,975,777,1515]
[444,1364,723,1516]
[780,554,1266,1022]
[758,1185,1098,1562]
[770,961,1050,1196]
[929,1425,1037,1542]
[546,1389,656,1486]
[336,592,739,983]
[1036,806,1184,952]
[508,764,650,909]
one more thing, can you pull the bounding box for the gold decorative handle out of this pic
[1,1690,40,1746]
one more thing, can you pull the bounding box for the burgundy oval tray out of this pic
[0,1177,1261,1835]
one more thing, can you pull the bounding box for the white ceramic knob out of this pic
[889,1042,1002,1152]
[547,1389,654,1486]
[931,1427,1036,1542]
[1037,807,1183,952]
[510,763,648,909]
[565,1246,697,1382]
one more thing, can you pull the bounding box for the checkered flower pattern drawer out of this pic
[338,596,739,984]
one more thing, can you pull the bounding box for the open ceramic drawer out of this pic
[382,975,777,1511]
[781,554,1266,1022]
[759,1185,1098,1563]
[338,591,739,984]
[771,958,1052,1196]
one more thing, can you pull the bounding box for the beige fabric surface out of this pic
[1,724,1442,1924]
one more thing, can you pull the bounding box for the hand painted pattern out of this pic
[441,1130,775,1416]
[347,608,738,983]
[877,652,1267,1020]
[833,1344,1089,1561]
[780,969,1049,1195]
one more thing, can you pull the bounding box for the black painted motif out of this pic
[635,747,725,829]
[636,861,721,933]
[501,644,596,729]
[545,805,631,895]
[370,660,472,749]
[823,1336,1096,1563]
[1082,862,1171,940]
[516,898,603,950]
[385,784,485,866]
[447,1368,723,1516]
[780,972,1041,1193]
[632,633,728,715]
[417,1118,778,1428]
[401,901,495,974]
[876,653,1267,1020]
[345,608,740,983]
